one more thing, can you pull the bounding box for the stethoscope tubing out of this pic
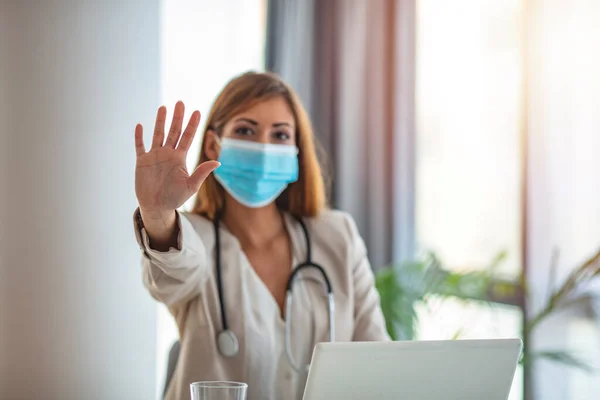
[212,212,335,372]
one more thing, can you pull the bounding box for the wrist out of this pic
[138,208,179,250]
[139,208,175,223]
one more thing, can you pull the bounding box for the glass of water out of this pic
[190,381,248,400]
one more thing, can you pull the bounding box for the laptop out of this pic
[302,338,522,400]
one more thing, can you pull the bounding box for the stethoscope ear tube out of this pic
[327,293,335,342]
[284,282,336,374]
[284,291,305,372]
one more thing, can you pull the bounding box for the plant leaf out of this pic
[450,328,464,340]
[522,350,595,373]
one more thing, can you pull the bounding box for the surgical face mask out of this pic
[213,137,299,208]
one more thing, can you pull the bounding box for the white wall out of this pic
[1,1,160,399]
[528,0,600,398]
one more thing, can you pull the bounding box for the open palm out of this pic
[134,101,219,215]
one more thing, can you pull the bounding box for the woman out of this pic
[133,71,389,400]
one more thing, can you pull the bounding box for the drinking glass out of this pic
[190,381,248,400]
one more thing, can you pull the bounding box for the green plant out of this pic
[375,248,600,372]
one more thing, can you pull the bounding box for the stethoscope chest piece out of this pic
[217,329,239,357]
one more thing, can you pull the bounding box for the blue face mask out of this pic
[213,137,299,208]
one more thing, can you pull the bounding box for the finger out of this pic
[187,160,221,192]
[177,110,200,152]
[134,124,146,156]
[151,105,167,149]
[165,101,185,148]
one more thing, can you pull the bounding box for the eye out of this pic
[235,127,254,136]
[274,131,291,141]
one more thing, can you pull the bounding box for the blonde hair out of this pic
[192,71,327,219]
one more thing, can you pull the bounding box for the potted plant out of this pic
[375,248,600,372]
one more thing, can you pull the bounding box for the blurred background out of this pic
[1,0,599,399]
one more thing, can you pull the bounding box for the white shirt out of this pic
[133,208,390,400]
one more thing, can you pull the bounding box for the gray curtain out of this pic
[266,0,416,270]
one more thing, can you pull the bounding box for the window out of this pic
[414,1,525,398]
[158,0,267,397]
[415,0,524,279]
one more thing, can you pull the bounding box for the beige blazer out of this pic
[133,208,390,400]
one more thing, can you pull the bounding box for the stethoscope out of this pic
[213,212,335,373]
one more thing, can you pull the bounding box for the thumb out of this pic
[188,160,221,191]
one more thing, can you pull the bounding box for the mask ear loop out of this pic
[206,126,226,218]
[213,136,222,151]
[206,126,223,151]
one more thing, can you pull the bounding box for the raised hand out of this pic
[134,101,219,247]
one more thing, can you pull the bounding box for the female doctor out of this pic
[133,71,390,400]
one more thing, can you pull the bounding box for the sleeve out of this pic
[133,208,210,307]
[343,214,391,342]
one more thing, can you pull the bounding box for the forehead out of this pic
[233,97,295,124]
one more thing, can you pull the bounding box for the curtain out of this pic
[266,0,416,270]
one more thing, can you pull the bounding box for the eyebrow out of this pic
[235,117,258,125]
[235,118,292,128]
